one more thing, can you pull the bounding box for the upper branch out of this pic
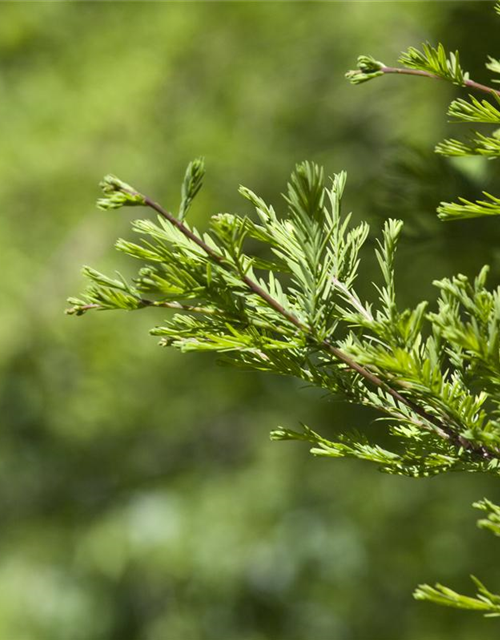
[346,47,500,98]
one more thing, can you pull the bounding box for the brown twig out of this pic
[380,65,500,98]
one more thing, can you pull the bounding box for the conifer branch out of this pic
[347,35,500,223]
[73,172,499,463]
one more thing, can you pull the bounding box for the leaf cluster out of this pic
[399,43,468,86]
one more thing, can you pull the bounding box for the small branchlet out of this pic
[438,192,500,221]
[414,578,500,617]
[179,157,205,220]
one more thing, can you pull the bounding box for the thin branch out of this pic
[380,65,500,97]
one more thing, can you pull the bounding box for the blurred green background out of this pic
[1,2,500,639]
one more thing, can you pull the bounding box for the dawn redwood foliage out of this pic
[69,2,500,617]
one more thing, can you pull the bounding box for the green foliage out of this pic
[438,191,500,221]
[436,131,500,158]
[179,157,205,221]
[271,424,466,478]
[447,94,500,124]
[414,577,500,617]
[398,43,468,86]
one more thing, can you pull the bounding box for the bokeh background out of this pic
[1,2,500,639]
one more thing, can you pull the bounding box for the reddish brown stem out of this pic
[380,65,500,97]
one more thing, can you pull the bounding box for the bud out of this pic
[345,55,385,85]
[97,175,146,210]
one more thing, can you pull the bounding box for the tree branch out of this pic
[137,191,497,461]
